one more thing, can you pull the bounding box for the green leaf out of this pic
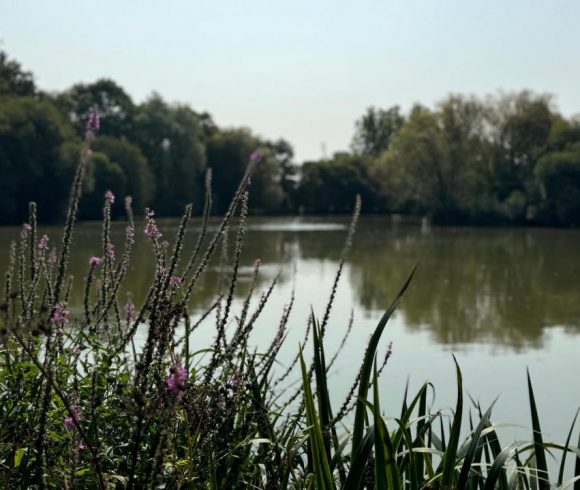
[14,447,26,468]
[527,369,549,489]
[351,267,415,460]
[440,355,463,488]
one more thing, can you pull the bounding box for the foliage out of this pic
[1,48,580,227]
[1,128,579,488]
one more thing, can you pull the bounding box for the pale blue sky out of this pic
[2,0,579,161]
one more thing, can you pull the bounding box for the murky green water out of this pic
[2,216,580,447]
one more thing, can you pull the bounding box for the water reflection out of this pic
[1,217,579,350]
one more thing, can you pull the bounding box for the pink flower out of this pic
[89,256,102,266]
[104,190,115,204]
[51,303,70,325]
[250,149,263,163]
[144,209,162,240]
[125,300,135,323]
[64,405,82,430]
[77,442,87,451]
[169,276,182,288]
[106,243,115,261]
[166,365,188,396]
[85,109,100,139]
[38,235,49,251]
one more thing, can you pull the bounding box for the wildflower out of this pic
[125,226,135,246]
[24,223,32,231]
[144,209,162,240]
[125,300,135,323]
[77,442,87,451]
[38,234,49,251]
[169,275,182,288]
[89,256,102,267]
[250,148,263,163]
[106,243,115,261]
[104,190,115,204]
[51,302,70,325]
[86,109,100,139]
[64,405,82,430]
[166,365,188,396]
[156,266,167,277]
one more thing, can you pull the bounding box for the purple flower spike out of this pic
[51,302,70,325]
[89,256,102,266]
[64,405,82,430]
[169,276,183,288]
[38,235,49,251]
[166,365,188,397]
[104,190,115,205]
[250,149,263,163]
[125,300,135,323]
[86,109,100,139]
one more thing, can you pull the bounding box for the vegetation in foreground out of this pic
[1,116,580,490]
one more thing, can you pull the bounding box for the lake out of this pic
[1,216,580,450]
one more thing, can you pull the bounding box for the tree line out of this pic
[1,50,579,226]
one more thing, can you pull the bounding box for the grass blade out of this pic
[351,268,415,459]
[440,355,463,488]
[527,369,549,489]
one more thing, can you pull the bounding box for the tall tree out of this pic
[351,105,404,156]
[0,50,35,96]
[56,79,136,139]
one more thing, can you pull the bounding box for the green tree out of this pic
[207,129,287,213]
[351,105,404,156]
[133,94,206,215]
[297,153,377,213]
[0,50,35,96]
[0,96,75,223]
[56,79,136,139]
[92,136,154,215]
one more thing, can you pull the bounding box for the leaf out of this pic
[527,369,549,489]
[440,355,463,488]
[14,447,25,468]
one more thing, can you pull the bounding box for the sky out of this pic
[2,0,580,162]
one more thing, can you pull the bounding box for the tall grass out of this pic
[0,122,579,488]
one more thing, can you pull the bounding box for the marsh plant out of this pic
[0,113,579,489]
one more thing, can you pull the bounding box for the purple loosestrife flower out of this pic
[104,190,115,204]
[51,302,70,325]
[106,243,115,261]
[38,234,49,251]
[89,256,102,266]
[125,300,135,323]
[169,276,183,288]
[250,148,263,163]
[144,209,162,240]
[166,365,188,397]
[64,405,82,430]
[85,109,100,140]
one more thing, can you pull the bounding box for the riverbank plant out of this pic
[0,114,579,489]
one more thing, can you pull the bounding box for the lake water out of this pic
[1,216,580,452]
